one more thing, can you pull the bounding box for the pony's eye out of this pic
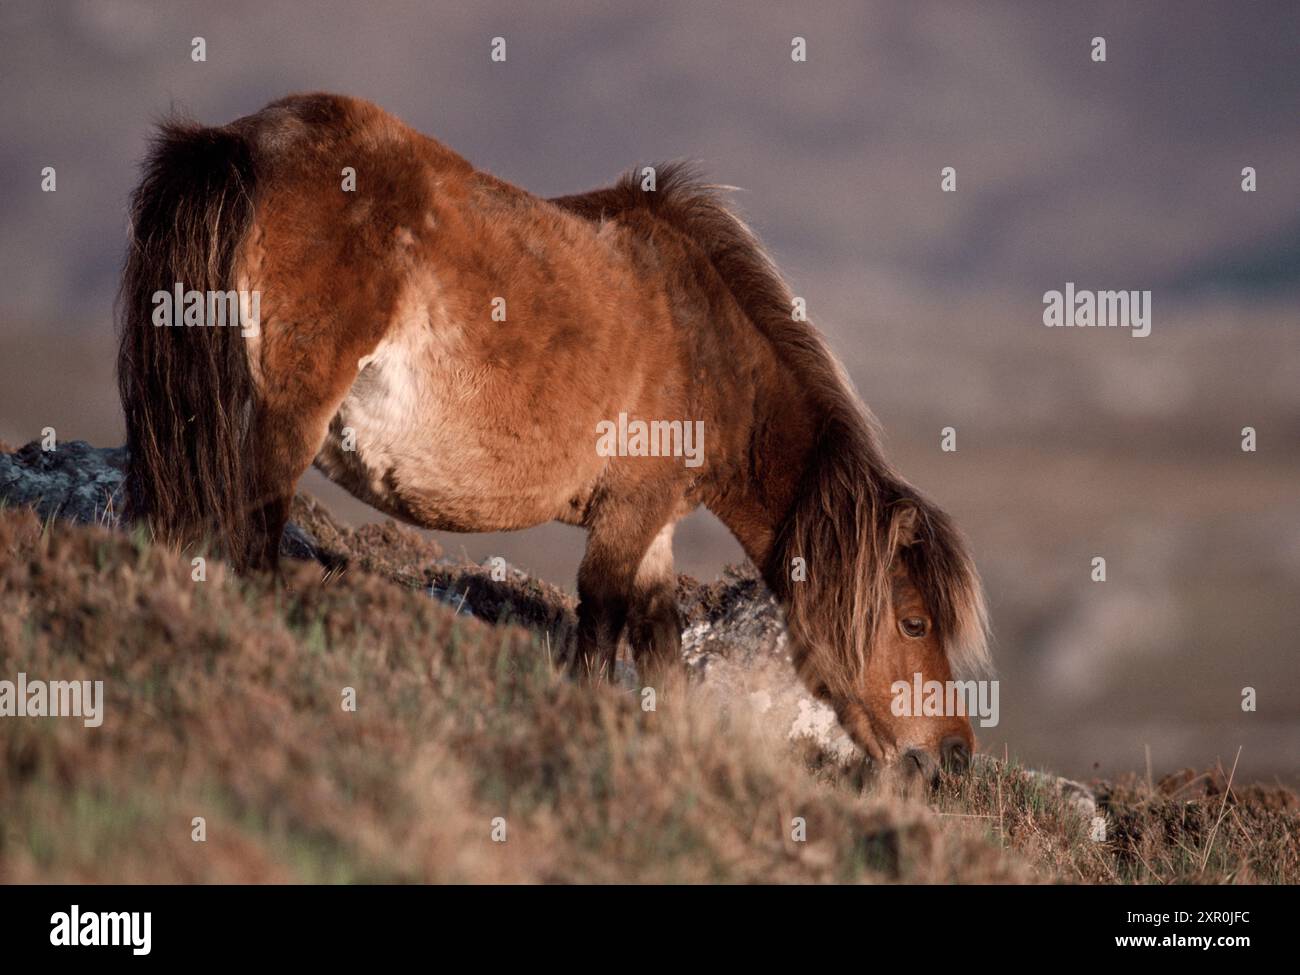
[899,616,929,638]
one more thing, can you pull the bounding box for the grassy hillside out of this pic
[0,504,1295,883]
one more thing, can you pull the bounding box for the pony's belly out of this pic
[313,343,601,533]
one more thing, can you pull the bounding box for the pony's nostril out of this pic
[902,748,941,788]
[941,736,971,774]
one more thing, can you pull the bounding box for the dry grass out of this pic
[0,505,1295,883]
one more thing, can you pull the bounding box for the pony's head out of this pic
[772,422,991,790]
[835,503,987,788]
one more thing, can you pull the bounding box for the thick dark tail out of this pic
[116,118,260,567]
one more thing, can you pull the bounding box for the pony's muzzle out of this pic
[900,737,970,790]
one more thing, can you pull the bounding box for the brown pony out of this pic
[117,93,989,784]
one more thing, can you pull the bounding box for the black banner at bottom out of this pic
[0,883,1280,961]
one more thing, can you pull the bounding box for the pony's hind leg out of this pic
[244,335,372,573]
[247,397,335,572]
[626,522,684,683]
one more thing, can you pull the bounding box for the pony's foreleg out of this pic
[625,521,684,682]
[571,499,681,682]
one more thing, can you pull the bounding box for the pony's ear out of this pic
[890,502,920,548]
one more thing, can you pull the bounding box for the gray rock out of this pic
[0,439,317,560]
[678,575,859,760]
[1046,774,1099,821]
[0,440,126,526]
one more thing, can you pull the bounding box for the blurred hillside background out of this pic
[1,0,1296,784]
